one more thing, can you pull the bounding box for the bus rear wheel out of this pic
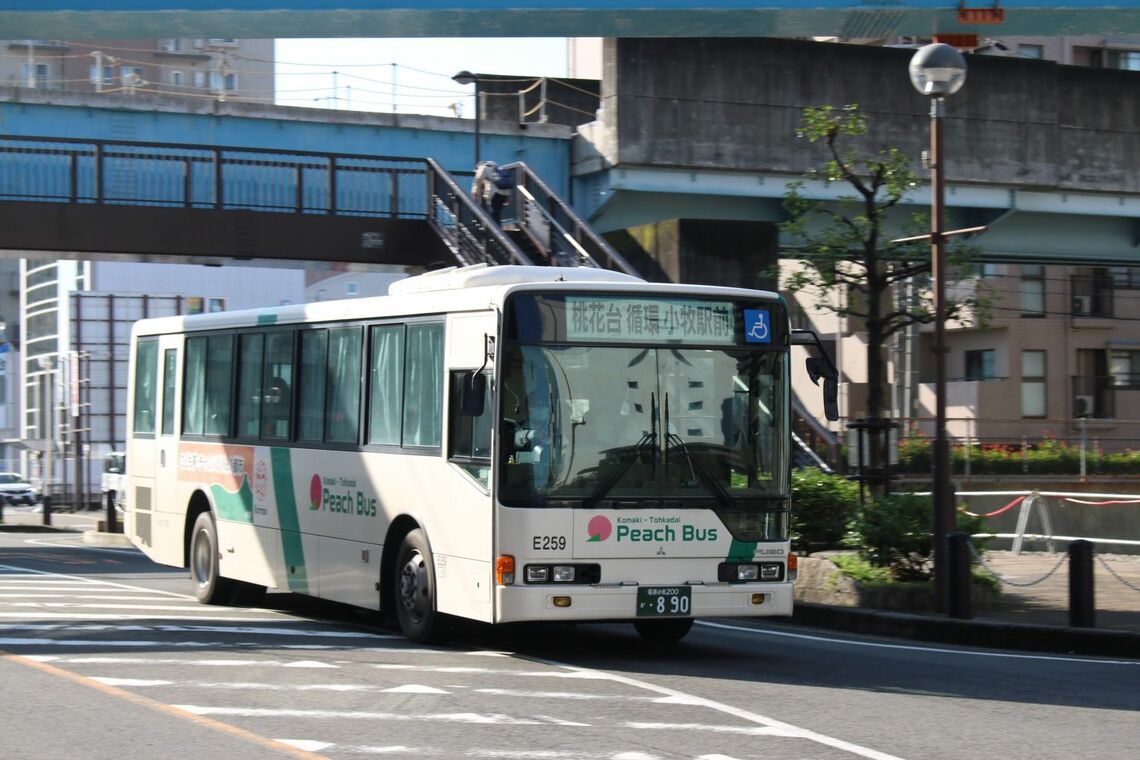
[190,511,236,605]
[394,529,441,643]
[633,618,694,643]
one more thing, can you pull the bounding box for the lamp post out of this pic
[452,70,480,167]
[909,42,967,614]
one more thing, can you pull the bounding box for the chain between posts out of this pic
[966,541,1068,587]
[1095,554,1140,594]
[968,540,1140,594]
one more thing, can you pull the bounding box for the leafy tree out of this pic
[778,104,989,489]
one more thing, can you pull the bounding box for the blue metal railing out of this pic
[0,135,530,267]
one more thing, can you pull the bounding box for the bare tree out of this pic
[779,105,988,490]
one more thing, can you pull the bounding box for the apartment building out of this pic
[0,38,274,104]
[792,262,1140,457]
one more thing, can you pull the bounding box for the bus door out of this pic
[130,334,181,563]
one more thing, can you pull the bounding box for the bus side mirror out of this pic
[461,372,486,417]
[805,356,839,422]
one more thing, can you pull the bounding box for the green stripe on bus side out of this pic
[726,537,758,562]
[211,482,253,524]
[271,447,310,594]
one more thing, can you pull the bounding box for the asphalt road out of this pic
[0,527,1136,760]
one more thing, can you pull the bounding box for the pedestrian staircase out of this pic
[427,159,639,276]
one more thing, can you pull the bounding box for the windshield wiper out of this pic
[582,393,657,509]
[663,393,734,510]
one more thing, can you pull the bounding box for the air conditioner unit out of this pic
[1074,394,1095,417]
[1072,295,1092,316]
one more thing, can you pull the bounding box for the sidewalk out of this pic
[794,549,1140,658]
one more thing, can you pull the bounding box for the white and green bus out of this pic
[125,264,837,643]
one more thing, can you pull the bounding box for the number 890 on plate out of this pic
[636,586,692,617]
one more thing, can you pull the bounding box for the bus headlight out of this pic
[522,564,600,584]
[735,564,760,581]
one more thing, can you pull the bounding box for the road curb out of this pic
[793,602,1140,659]
[82,530,134,547]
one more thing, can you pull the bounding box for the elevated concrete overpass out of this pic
[3,0,1140,38]
[2,37,1138,280]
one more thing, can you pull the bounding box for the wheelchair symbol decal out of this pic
[744,309,771,344]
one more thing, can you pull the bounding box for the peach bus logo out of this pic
[586,515,612,542]
[309,474,323,510]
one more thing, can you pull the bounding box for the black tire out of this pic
[394,528,441,643]
[633,617,694,644]
[189,511,236,605]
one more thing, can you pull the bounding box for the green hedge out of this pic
[841,493,986,582]
[790,468,859,551]
[896,436,1140,476]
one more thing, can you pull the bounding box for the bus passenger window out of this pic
[261,331,294,440]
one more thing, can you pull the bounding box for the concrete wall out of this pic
[603,37,1140,194]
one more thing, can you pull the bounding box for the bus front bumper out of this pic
[494,582,793,624]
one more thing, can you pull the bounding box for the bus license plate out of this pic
[636,586,691,617]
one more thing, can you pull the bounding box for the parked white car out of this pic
[100,452,126,511]
[0,472,40,506]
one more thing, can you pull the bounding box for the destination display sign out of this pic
[564,296,736,344]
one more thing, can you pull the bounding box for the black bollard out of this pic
[42,494,52,527]
[105,491,118,534]
[947,531,973,620]
[1068,540,1095,628]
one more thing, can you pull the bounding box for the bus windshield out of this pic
[498,343,789,508]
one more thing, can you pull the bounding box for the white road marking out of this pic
[524,655,906,760]
[382,684,450,693]
[627,722,795,737]
[275,740,334,752]
[176,706,547,725]
[25,656,341,667]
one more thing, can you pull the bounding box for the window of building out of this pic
[1019,265,1045,316]
[1110,267,1140,289]
[970,263,1000,278]
[965,349,996,380]
[121,66,145,83]
[193,71,206,88]
[208,71,238,92]
[22,63,50,88]
[1021,350,1047,418]
[170,70,184,87]
[1018,44,1044,59]
[89,65,114,86]
[1109,350,1140,388]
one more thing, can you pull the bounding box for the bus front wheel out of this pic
[633,618,694,644]
[190,511,236,605]
[394,529,440,643]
